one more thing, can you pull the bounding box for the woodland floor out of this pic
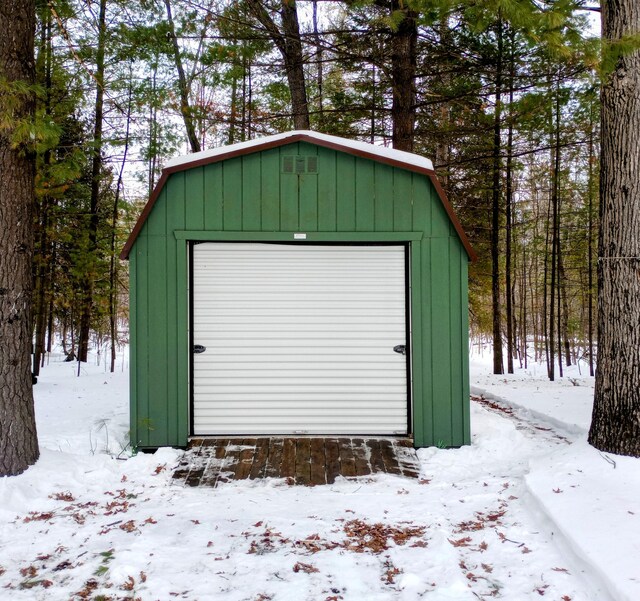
[0,351,637,600]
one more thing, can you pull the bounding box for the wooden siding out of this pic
[129,141,470,449]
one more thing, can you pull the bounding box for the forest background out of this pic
[29,0,601,380]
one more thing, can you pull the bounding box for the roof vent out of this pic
[282,155,318,175]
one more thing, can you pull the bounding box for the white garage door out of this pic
[192,243,408,435]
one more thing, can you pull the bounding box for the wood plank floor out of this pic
[173,437,420,487]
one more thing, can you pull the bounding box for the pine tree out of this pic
[0,0,40,476]
[589,0,640,457]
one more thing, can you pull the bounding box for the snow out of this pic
[164,130,435,172]
[0,349,637,600]
[470,347,594,434]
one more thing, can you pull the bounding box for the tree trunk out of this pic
[280,0,309,130]
[32,5,53,378]
[589,0,640,457]
[548,78,560,382]
[228,74,237,145]
[505,31,515,374]
[78,0,106,363]
[543,179,551,377]
[246,0,310,130]
[0,0,40,476]
[587,97,596,377]
[434,15,451,187]
[312,0,324,127]
[109,70,133,373]
[390,1,417,151]
[521,246,528,369]
[558,246,572,367]
[164,0,201,153]
[553,83,563,379]
[491,17,504,375]
[148,56,158,196]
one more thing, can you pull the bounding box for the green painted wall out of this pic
[129,141,470,449]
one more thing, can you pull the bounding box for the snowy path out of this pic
[0,391,605,600]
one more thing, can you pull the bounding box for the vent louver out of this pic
[282,155,318,174]
[282,155,294,173]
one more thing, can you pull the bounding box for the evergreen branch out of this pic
[601,34,640,77]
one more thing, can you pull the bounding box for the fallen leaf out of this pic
[23,512,55,523]
[53,560,73,572]
[448,536,472,547]
[50,492,75,502]
[121,575,135,591]
[293,562,319,574]
[119,520,137,533]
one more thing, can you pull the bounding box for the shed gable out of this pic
[122,132,475,260]
[133,142,456,244]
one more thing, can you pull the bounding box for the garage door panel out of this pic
[194,361,405,371]
[192,243,408,435]
[195,314,406,326]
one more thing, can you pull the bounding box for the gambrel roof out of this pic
[121,130,475,260]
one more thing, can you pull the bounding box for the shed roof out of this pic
[165,130,434,171]
[121,130,475,260]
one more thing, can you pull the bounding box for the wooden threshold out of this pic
[172,437,420,487]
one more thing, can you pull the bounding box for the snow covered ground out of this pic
[0,349,637,600]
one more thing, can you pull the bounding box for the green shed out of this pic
[121,131,475,450]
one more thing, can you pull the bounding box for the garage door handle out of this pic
[393,345,406,355]
[193,344,206,354]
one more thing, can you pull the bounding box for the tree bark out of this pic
[109,70,133,373]
[434,15,451,186]
[164,0,201,153]
[505,30,515,374]
[246,0,310,130]
[553,82,563,378]
[32,4,52,378]
[589,0,640,456]
[587,100,596,377]
[547,78,560,381]
[491,17,504,375]
[312,0,324,127]
[0,0,40,475]
[389,1,417,151]
[78,0,106,363]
